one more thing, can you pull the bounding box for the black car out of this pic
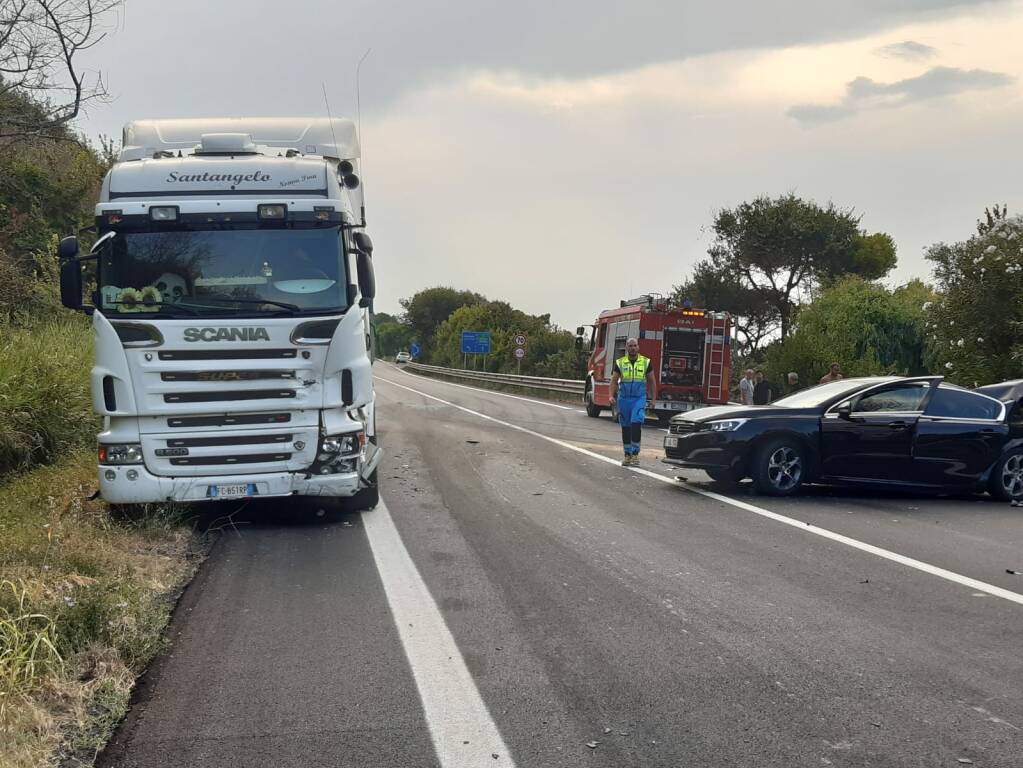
[663,376,1023,498]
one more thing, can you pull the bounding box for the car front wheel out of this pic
[990,449,1023,502]
[752,438,805,496]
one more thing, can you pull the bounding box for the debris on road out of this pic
[957,759,974,764]
[586,741,599,749]
[466,440,480,444]
[1007,569,1022,575]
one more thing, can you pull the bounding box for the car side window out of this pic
[854,383,929,413]
[925,388,1002,420]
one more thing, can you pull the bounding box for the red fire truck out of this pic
[579,295,732,422]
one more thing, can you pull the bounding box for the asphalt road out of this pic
[100,363,1023,768]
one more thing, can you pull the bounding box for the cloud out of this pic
[875,40,940,60]
[789,65,1014,124]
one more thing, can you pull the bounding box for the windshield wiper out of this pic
[199,295,301,313]
[102,300,200,316]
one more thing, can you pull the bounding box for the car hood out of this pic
[670,404,805,424]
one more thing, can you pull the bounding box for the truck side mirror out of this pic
[353,231,373,256]
[58,235,80,260]
[356,251,376,307]
[60,258,83,310]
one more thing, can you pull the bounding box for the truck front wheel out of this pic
[584,386,602,417]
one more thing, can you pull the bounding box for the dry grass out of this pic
[0,450,204,768]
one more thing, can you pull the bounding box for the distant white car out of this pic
[395,351,411,364]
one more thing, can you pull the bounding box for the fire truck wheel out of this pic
[751,437,805,496]
[584,388,602,417]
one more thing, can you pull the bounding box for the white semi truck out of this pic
[58,117,381,510]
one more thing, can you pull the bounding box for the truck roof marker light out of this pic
[258,204,287,220]
[149,206,179,221]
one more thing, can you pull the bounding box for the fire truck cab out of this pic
[580,296,732,423]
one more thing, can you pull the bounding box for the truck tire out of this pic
[584,386,602,417]
[751,437,805,496]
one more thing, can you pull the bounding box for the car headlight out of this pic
[99,443,144,465]
[708,419,748,432]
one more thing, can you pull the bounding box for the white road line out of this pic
[362,498,516,766]
[382,363,575,410]
[376,375,1023,607]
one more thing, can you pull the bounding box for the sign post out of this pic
[460,331,492,369]
[513,333,527,374]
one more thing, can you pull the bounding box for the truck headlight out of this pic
[99,444,144,464]
[312,431,366,473]
[708,419,748,432]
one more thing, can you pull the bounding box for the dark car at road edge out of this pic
[663,376,1023,498]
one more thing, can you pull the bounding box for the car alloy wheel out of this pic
[1002,453,1023,498]
[767,446,802,492]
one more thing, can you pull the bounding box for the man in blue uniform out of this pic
[610,337,656,466]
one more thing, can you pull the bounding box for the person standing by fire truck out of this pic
[610,338,656,466]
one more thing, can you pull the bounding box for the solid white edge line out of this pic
[362,498,517,766]
[376,375,1023,607]
[382,363,575,410]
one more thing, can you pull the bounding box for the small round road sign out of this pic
[514,347,526,359]
[514,334,527,347]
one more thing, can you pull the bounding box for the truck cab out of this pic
[58,118,381,509]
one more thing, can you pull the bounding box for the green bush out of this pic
[0,315,96,478]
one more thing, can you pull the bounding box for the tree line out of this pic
[381,195,1022,392]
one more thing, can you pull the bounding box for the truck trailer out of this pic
[58,117,381,510]
[580,295,732,423]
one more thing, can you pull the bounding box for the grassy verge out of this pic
[0,449,205,768]
[0,315,97,479]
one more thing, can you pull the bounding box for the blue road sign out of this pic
[410,343,421,358]
[460,331,491,355]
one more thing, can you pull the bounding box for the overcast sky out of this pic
[78,0,1023,329]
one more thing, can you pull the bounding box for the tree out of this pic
[398,286,486,358]
[374,320,412,357]
[1,0,120,146]
[922,208,1023,386]
[0,87,108,319]
[430,300,576,375]
[673,260,779,355]
[707,194,897,339]
[764,276,932,386]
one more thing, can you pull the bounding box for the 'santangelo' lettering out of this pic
[166,171,272,185]
[183,327,271,342]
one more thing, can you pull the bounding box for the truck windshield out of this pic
[97,227,347,316]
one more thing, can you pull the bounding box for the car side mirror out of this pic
[837,403,853,420]
[60,258,83,310]
[356,251,376,307]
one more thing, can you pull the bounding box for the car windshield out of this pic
[97,227,347,316]
[771,379,890,408]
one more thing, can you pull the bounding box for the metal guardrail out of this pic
[403,362,585,396]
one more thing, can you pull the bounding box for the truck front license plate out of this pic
[664,437,679,448]
[208,483,255,499]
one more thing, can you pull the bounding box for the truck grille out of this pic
[161,370,296,382]
[158,349,298,361]
[167,413,291,428]
[167,434,292,448]
[169,453,292,466]
[163,389,297,404]
[141,425,317,477]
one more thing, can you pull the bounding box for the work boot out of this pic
[621,452,631,467]
[631,453,641,467]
